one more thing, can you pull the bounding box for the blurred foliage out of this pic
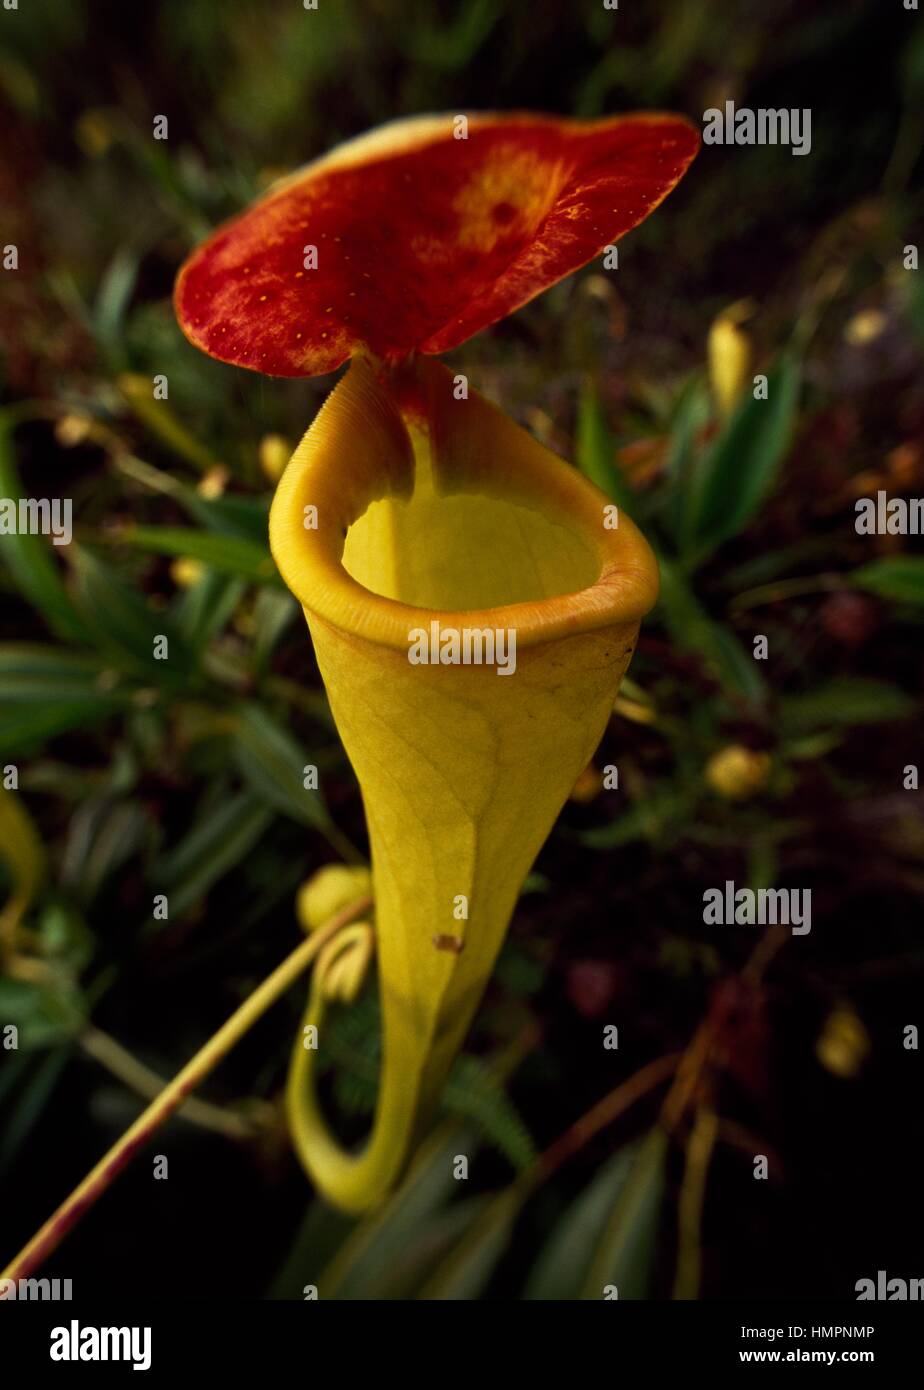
[1,0,923,1300]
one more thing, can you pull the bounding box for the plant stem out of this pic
[0,895,371,1284]
[534,1051,681,1184]
[672,1102,719,1300]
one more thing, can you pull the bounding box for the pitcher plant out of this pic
[175,111,698,1211]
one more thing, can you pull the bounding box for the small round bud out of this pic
[704,745,771,801]
[296,863,373,934]
[259,434,292,484]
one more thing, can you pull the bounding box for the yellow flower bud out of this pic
[170,557,205,589]
[296,863,373,935]
[197,466,229,500]
[844,309,887,347]
[259,434,292,484]
[54,414,95,448]
[704,745,771,801]
[708,305,752,418]
[816,1006,870,1079]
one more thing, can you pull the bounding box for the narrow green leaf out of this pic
[71,546,193,678]
[175,571,246,647]
[685,355,800,563]
[0,700,125,756]
[0,1047,71,1176]
[232,703,331,830]
[150,789,273,919]
[419,1185,523,1300]
[0,645,137,750]
[119,374,216,474]
[251,589,299,673]
[318,1125,480,1300]
[665,376,710,549]
[115,454,270,542]
[0,421,92,644]
[120,525,278,583]
[657,557,767,704]
[525,1143,640,1299]
[575,378,636,512]
[183,492,271,544]
[93,247,140,359]
[578,782,691,849]
[851,557,924,604]
[61,797,151,904]
[580,1126,668,1300]
[266,1200,354,1299]
[779,677,916,732]
[0,643,117,698]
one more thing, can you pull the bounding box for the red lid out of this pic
[175,111,699,378]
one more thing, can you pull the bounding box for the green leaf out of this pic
[0,977,81,1051]
[266,1200,355,1299]
[0,701,125,756]
[251,589,299,673]
[175,571,246,647]
[0,647,130,756]
[318,1124,482,1300]
[0,1047,71,1176]
[71,546,194,679]
[779,677,916,732]
[150,789,273,920]
[0,420,93,644]
[580,1126,668,1300]
[578,781,691,849]
[525,1143,640,1298]
[851,557,924,604]
[61,797,152,904]
[419,1184,524,1300]
[442,1055,536,1171]
[0,643,125,701]
[403,0,501,68]
[664,376,710,547]
[93,247,140,361]
[120,525,278,583]
[575,378,636,512]
[684,355,800,563]
[720,538,840,593]
[175,491,271,545]
[657,557,767,704]
[232,703,331,831]
[118,374,216,474]
[114,455,270,542]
